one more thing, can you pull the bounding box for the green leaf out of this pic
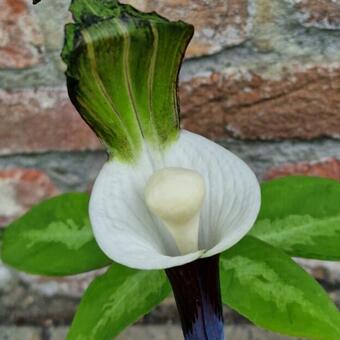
[220,236,340,340]
[62,1,193,162]
[68,264,171,340]
[251,176,340,260]
[1,193,111,276]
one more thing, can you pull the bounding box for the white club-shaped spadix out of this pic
[144,167,205,255]
[90,130,261,270]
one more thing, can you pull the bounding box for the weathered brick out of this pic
[0,88,102,155]
[292,0,340,30]
[0,168,58,227]
[180,64,340,140]
[0,326,41,340]
[18,269,105,298]
[121,0,248,57]
[251,0,282,52]
[265,158,340,180]
[0,0,44,69]
[49,325,295,340]
[3,65,340,151]
[296,258,340,286]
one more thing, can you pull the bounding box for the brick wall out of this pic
[0,0,340,339]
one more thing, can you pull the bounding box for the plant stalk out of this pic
[166,254,224,340]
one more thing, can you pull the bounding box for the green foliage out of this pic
[1,193,111,276]
[68,263,171,340]
[220,236,340,340]
[62,1,193,162]
[251,176,340,260]
[69,0,120,21]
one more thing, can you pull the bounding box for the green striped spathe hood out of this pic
[62,0,194,162]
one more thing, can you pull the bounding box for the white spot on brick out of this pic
[0,180,21,217]
[0,264,13,289]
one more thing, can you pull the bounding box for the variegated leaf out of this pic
[251,176,340,260]
[1,193,111,276]
[68,264,170,340]
[220,236,340,340]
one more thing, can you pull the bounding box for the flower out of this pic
[62,0,261,271]
[90,130,260,269]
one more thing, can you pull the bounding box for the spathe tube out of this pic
[166,255,224,340]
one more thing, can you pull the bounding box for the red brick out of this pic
[0,0,44,69]
[18,269,106,298]
[179,64,340,140]
[265,158,340,181]
[0,87,102,155]
[4,65,340,152]
[0,168,58,227]
[121,0,248,57]
[294,0,340,29]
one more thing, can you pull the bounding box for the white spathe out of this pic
[90,130,261,270]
